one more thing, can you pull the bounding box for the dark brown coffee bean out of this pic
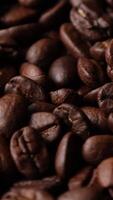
[54,103,75,126]
[0,93,27,139]
[50,88,80,106]
[20,62,47,86]
[55,132,82,179]
[105,39,113,66]
[70,8,106,42]
[69,108,90,140]
[98,83,113,114]
[26,38,61,69]
[39,0,69,30]
[1,189,54,200]
[0,23,41,45]
[68,166,93,190]
[82,135,113,165]
[49,56,77,88]
[58,186,102,200]
[71,2,113,41]
[60,23,90,59]
[90,39,111,61]
[30,112,61,142]
[96,157,113,188]
[0,5,37,27]
[28,101,55,113]
[81,107,108,131]
[54,103,90,139]
[5,76,46,103]
[77,58,105,88]
[10,126,49,178]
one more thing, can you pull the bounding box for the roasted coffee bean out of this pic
[0,93,26,139]
[49,56,77,88]
[77,58,105,88]
[28,101,55,113]
[90,39,111,61]
[1,189,54,200]
[82,135,113,165]
[108,112,113,132]
[60,23,90,59]
[10,126,49,178]
[70,8,106,42]
[69,108,90,140]
[30,112,61,142]
[68,166,93,190]
[54,103,90,139]
[0,5,37,27]
[5,76,46,103]
[96,157,113,188]
[50,88,80,106]
[55,132,82,179]
[98,83,113,114]
[81,107,108,131]
[39,0,69,30]
[58,186,102,200]
[54,103,75,126]
[20,62,47,86]
[26,38,61,69]
[0,23,41,45]
[71,3,113,41]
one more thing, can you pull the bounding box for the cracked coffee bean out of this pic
[5,76,46,103]
[30,112,61,142]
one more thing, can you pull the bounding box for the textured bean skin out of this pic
[77,58,105,88]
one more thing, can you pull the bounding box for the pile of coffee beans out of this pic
[1,0,113,199]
